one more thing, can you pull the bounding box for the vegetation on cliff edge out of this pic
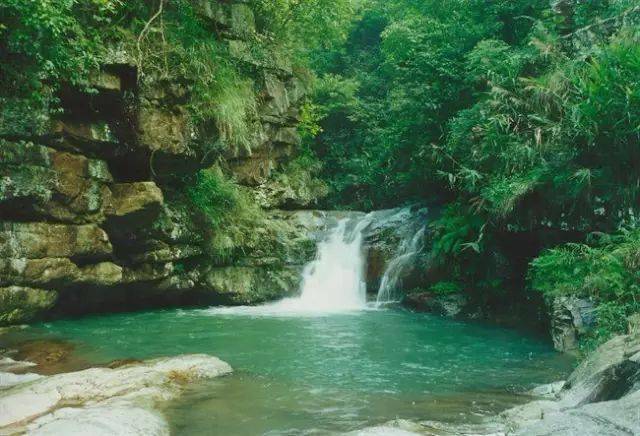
[305,0,640,347]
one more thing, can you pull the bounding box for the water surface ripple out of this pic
[8,308,574,435]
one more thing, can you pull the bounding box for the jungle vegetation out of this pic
[306,0,640,347]
[2,0,639,348]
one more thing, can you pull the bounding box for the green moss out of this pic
[430,281,463,296]
[187,166,266,262]
[0,286,57,326]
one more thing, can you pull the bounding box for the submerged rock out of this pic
[13,339,88,375]
[0,354,232,435]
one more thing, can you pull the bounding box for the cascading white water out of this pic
[271,217,371,312]
[205,207,427,316]
[206,215,372,316]
[376,225,426,305]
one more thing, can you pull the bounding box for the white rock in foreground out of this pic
[347,419,424,436]
[0,354,232,435]
[0,371,43,389]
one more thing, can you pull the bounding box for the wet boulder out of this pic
[0,286,57,326]
[403,291,469,318]
[362,207,429,294]
[550,296,597,353]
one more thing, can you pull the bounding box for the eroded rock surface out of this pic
[0,0,324,324]
[0,354,232,435]
[550,296,597,353]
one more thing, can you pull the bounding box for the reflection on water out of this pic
[2,308,574,435]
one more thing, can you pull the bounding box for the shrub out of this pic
[530,229,640,347]
[430,281,463,295]
[187,166,265,261]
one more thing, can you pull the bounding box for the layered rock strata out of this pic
[0,1,321,324]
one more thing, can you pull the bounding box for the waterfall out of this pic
[204,207,428,316]
[206,214,373,316]
[272,216,372,312]
[376,225,426,305]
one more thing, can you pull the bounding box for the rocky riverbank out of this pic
[0,352,232,435]
[355,315,640,436]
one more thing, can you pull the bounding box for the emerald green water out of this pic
[7,307,573,435]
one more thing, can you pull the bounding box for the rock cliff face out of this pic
[0,1,322,325]
[549,296,597,353]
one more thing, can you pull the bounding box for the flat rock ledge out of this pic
[0,354,232,435]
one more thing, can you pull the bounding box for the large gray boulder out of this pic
[0,354,232,435]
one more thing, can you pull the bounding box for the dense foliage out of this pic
[2,0,639,346]
[531,230,640,347]
[307,0,640,345]
[187,167,264,261]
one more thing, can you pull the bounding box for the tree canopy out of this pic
[305,0,640,347]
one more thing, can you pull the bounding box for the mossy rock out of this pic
[200,265,302,304]
[0,286,58,326]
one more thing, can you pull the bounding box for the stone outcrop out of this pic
[0,287,57,326]
[0,354,232,435]
[364,209,414,290]
[362,207,429,295]
[0,0,320,325]
[549,295,597,353]
[198,265,302,304]
[189,210,333,304]
[403,292,469,318]
[0,222,112,259]
[0,140,113,223]
[106,182,164,227]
